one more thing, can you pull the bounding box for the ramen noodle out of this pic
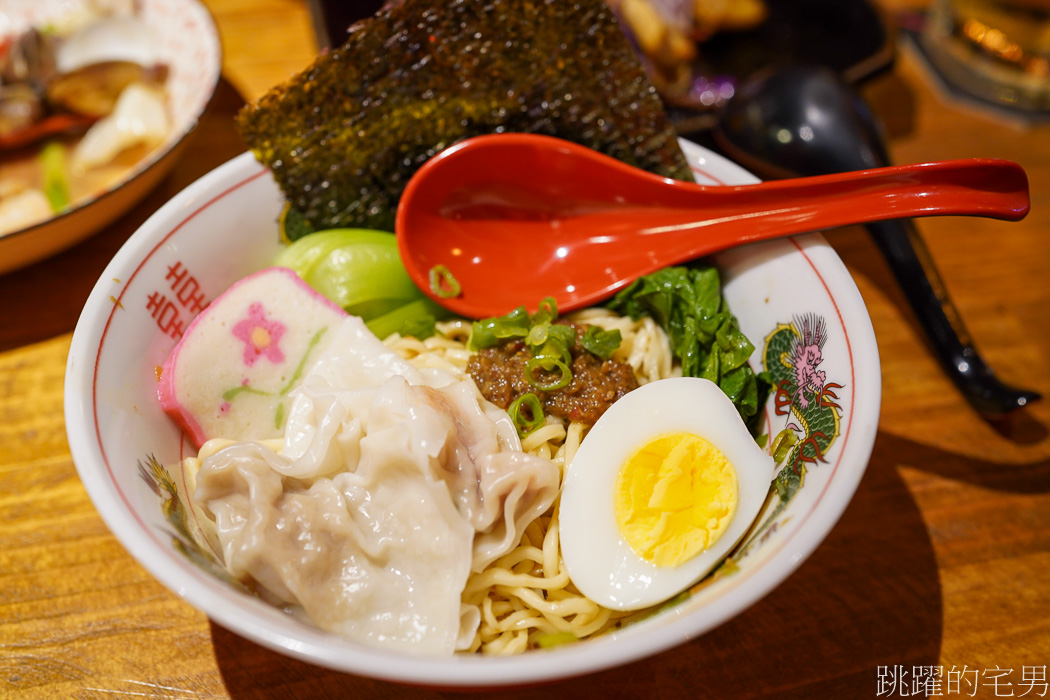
[384,309,678,653]
[183,308,676,654]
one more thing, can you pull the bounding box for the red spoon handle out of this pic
[522,158,1030,301]
[395,133,1030,318]
[664,158,1028,249]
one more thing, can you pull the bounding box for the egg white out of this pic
[559,376,774,610]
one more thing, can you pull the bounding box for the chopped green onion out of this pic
[580,325,622,360]
[531,296,558,325]
[770,428,799,465]
[428,264,461,298]
[468,305,531,350]
[526,356,572,391]
[39,141,69,213]
[508,393,545,437]
[470,297,622,397]
[531,323,574,359]
[535,631,578,649]
[526,322,549,347]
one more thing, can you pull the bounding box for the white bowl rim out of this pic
[64,145,881,687]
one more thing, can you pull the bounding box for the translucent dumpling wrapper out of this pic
[195,432,477,654]
[191,316,560,653]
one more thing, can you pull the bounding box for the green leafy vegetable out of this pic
[275,228,449,338]
[278,202,316,242]
[608,265,771,432]
[580,325,622,360]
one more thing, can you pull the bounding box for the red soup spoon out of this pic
[394,133,1029,319]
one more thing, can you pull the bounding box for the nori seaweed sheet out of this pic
[236,0,693,233]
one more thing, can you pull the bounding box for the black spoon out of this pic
[712,64,1040,417]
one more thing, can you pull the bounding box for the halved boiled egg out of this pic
[559,377,774,610]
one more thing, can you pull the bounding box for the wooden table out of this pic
[2,1,1048,697]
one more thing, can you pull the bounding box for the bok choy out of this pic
[274,228,449,339]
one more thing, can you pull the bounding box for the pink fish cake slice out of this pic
[158,266,348,448]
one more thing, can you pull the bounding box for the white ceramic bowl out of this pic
[0,0,221,274]
[64,141,881,688]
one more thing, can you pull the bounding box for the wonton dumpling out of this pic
[193,316,560,653]
[196,433,475,653]
[410,380,561,571]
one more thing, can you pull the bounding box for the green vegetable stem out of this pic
[40,142,70,213]
[274,228,450,339]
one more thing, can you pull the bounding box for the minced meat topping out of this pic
[467,322,638,425]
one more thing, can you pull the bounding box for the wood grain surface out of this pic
[1,1,1048,697]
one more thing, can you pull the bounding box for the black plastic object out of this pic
[713,64,1040,416]
[666,0,895,132]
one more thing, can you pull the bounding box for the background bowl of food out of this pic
[0,0,221,274]
[64,0,880,688]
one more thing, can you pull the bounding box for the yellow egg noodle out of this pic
[384,310,677,654]
[180,309,676,655]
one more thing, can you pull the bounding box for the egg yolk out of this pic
[614,432,738,568]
